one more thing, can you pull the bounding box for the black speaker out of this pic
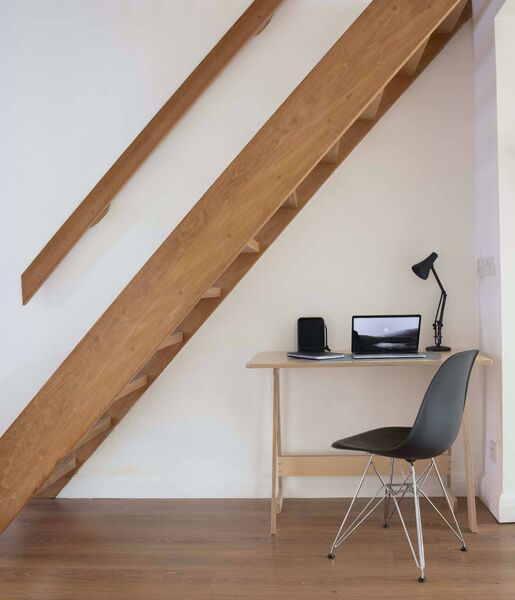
[297,317,329,352]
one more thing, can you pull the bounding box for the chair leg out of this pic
[432,458,467,551]
[386,461,432,526]
[328,455,378,559]
[328,457,459,582]
[373,460,427,581]
[411,463,426,583]
[327,456,431,582]
[383,458,394,528]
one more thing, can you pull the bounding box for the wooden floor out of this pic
[0,498,514,599]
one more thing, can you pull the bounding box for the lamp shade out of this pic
[412,252,438,280]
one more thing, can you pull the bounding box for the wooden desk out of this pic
[246,350,492,535]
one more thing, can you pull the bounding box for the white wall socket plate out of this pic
[477,257,496,278]
[489,440,497,463]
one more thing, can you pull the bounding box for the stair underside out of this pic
[0,0,470,530]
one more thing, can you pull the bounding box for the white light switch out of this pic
[477,257,496,278]
[489,440,497,463]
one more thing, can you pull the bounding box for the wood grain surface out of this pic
[0,498,512,599]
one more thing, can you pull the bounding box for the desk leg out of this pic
[463,402,478,533]
[271,368,280,535]
[277,385,284,515]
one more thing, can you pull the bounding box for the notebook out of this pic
[287,351,347,361]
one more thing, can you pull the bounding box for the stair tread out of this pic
[202,287,222,299]
[282,192,298,208]
[114,374,148,402]
[157,331,185,351]
[243,239,260,253]
[37,456,77,494]
[73,414,113,451]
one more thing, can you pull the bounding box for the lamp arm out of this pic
[431,266,447,324]
[433,290,444,327]
[431,266,447,296]
[430,266,448,348]
[439,289,448,326]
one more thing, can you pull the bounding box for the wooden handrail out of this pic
[1,0,466,534]
[20,0,283,305]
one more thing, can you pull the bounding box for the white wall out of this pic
[471,0,515,523]
[0,1,479,499]
[495,1,515,521]
[472,0,505,520]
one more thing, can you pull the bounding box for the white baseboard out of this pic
[478,474,515,523]
[480,473,502,521]
[60,473,273,499]
[498,492,515,522]
[59,472,476,499]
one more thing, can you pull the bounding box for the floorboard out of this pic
[0,498,513,599]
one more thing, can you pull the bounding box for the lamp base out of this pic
[426,345,451,352]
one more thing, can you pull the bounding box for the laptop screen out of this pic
[352,315,421,354]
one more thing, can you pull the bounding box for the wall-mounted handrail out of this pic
[21,0,283,305]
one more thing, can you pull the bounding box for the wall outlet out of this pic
[477,257,496,278]
[489,440,497,463]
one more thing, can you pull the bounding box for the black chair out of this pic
[327,350,478,583]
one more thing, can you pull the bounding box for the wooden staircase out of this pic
[0,0,471,531]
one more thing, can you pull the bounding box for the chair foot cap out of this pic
[327,553,335,560]
[382,522,390,528]
[461,545,468,552]
[418,577,426,583]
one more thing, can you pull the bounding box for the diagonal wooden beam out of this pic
[20,0,284,305]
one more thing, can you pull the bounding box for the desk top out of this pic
[246,350,493,369]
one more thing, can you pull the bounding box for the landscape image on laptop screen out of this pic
[352,316,421,354]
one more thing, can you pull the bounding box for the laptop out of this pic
[352,315,427,359]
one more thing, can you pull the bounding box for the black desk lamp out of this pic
[412,252,451,352]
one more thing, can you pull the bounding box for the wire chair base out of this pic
[327,455,467,582]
